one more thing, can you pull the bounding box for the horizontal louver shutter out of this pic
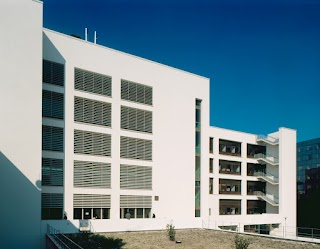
[42,90,64,119]
[120,195,152,208]
[42,193,63,208]
[120,165,152,190]
[74,68,112,97]
[74,160,111,188]
[121,106,152,133]
[74,97,111,127]
[43,60,64,86]
[73,194,111,208]
[121,80,152,105]
[120,136,152,161]
[42,125,64,152]
[42,158,64,186]
[74,130,111,156]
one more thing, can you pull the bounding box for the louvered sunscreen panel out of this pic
[42,90,64,119]
[120,195,152,208]
[74,160,111,188]
[42,125,64,152]
[43,60,64,86]
[74,130,111,156]
[120,165,152,190]
[121,106,152,133]
[74,68,112,97]
[121,80,153,105]
[73,194,111,208]
[42,193,63,208]
[42,158,64,186]
[74,96,111,127]
[120,136,152,161]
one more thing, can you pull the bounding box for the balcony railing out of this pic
[254,153,279,165]
[257,135,279,145]
[254,171,279,185]
[254,191,279,206]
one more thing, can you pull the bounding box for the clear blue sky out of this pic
[43,0,320,142]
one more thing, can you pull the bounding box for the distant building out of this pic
[297,138,320,228]
[0,0,297,248]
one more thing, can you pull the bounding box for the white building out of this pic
[0,0,296,248]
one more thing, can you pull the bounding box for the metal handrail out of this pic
[253,171,279,183]
[254,153,279,164]
[47,224,84,249]
[254,191,279,204]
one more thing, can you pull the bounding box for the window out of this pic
[121,79,152,105]
[41,193,63,220]
[43,60,64,86]
[74,130,111,156]
[219,199,241,215]
[74,161,111,188]
[154,196,159,201]
[74,97,111,127]
[209,178,213,194]
[247,144,266,158]
[219,179,241,195]
[73,194,110,219]
[42,90,64,119]
[120,164,152,190]
[42,158,63,186]
[74,68,112,97]
[209,137,214,153]
[121,106,152,133]
[120,195,152,219]
[42,125,64,152]
[219,160,241,175]
[219,139,241,156]
[209,158,213,173]
[120,136,152,161]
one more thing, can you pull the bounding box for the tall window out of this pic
[195,99,202,217]
[209,137,214,153]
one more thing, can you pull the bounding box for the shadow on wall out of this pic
[0,151,41,248]
[43,31,66,64]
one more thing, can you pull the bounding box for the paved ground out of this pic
[100,229,320,249]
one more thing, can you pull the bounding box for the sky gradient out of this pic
[43,0,320,142]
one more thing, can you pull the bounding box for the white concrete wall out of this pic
[279,127,297,234]
[43,29,210,232]
[0,0,43,248]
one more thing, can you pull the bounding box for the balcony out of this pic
[254,153,279,166]
[257,135,279,145]
[219,199,241,215]
[247,163,266,176]
[254,191,279,206]
[253,171,279,185]
[219,139,241,157]
[219,160,241,175]
[247,200,266,214]
[247,181,266,195]
[219,179,241,195]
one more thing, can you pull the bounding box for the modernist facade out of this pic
[297,138,320,228]
[0,0,296,248]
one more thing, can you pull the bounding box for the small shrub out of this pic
[166,222,176,241]
[234,234,250,249]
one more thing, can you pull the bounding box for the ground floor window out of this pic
[73,208,110,219]
[120,208,151,219]
[42,208,63,220]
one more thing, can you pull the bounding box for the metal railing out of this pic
[257,135,279,144]
[254,153,279,165]
[203,220,320,243]
[254,191,279,205]
[47,224,84,249]
[253,171,279,184]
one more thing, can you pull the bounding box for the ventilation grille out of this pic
[120,195,152,208]
[121,106,152,133]
[74,68,112,97]
[74,96,111,127]
[120,136,152,161]
[121,80,152,105]
[74,130,111,156]
[74,160,111,188]
[120,165,152,190]
[74,194,111,208]
[42,125,64,152]
[42,193,63,208]
[42,90,64,120]
[42,158,63,186]
[43,60,64,87]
